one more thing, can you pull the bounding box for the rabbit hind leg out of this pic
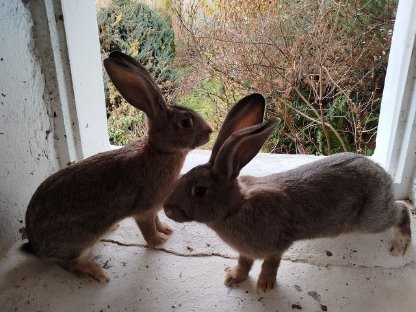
[58,248,109,283]
[389,201,412,256]
[59,258,110,283]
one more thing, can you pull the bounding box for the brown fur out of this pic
[164,99,412,293]
[22,51,212,282]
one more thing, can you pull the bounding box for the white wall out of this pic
[0,0,110,254]
[373,0,416,200]
[0,0,59,252]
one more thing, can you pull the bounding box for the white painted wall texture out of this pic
[0,0,110,253]
[0,0,59,252]
[0,0,111,253]
[374,0,416,200]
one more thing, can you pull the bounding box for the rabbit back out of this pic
[25,138,186,261]
[277,152,395,234]
[237,153,394,242]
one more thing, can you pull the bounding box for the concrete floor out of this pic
[1,151,415,312]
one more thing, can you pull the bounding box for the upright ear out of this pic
[103,51,167,121]
[209,93,266,165]
[213,118,281,179]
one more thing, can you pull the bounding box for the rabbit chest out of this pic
[131,146,187,211]
[211,212,290,259]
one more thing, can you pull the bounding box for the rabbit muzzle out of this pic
[194,126,213,148]
[164,204,193,223]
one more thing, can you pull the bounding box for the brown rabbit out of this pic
[164,106,412,292]
[21,51,212,282]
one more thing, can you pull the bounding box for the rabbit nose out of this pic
[164,204,175,218]
[164,204,192,222]
[164,203,182,219]
[204,126,213,140]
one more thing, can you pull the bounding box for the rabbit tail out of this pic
[20,242,35,255]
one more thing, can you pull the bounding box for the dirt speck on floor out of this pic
[307,290,321,302]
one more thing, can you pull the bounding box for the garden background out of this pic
[96,0,397,156]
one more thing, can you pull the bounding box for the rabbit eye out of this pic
[193,186,207,197]
[181,118,192,128]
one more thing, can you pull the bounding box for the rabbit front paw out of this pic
[224,266,249,286]
[156,221,173,235]
[145,232,168,247]
[257,273,276,293]
[136,214,171,247]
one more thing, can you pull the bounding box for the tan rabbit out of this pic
[164,106,412,293]
[21,51,212,282]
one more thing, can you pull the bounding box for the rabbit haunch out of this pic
[164,95,411,293]
[22,51,212,283]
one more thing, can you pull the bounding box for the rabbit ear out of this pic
[213,118,280,179]
[104,51,167,121]
[209,93,266,165]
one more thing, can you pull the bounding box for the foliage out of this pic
[107,100,147,146]
[98,0,175,82]
[173,0,397,155]
[178,77,236,148]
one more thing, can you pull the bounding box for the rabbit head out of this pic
[164,94,280,223]
[104,51,212,152]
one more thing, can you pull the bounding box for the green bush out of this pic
[107,97,147,146]
[98,0,175,82]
